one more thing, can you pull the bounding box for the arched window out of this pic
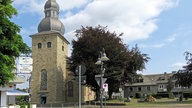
[67,81,73,97]
[40,69,47,90]
[38,43,42,48]
[47,42,51,48]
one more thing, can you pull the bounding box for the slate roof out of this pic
[125,72,174,86]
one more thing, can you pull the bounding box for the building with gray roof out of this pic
[124,72,192,98]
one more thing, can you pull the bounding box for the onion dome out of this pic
[38,0,65,35]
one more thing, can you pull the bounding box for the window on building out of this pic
[159,85,164,89]
[38,43,42,48]
[40,69,47,90]
[67,81,73,97]
[147,86,150,91]
[138,87,141,91]
[62,46,64,51]
[174,84,181,88]
[47,42,51,48]
[130,87,133,92]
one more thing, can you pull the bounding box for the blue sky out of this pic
[12,0,192,75]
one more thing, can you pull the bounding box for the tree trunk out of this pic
[95,88,100,101]
[108,90,113,99]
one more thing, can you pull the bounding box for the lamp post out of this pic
[95,48,109,108]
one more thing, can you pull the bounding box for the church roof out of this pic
[38,0,65,35]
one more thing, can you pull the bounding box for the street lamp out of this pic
[95,48,109,108]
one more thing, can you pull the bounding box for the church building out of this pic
[30,0,95,104]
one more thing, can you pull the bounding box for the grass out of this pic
[129,98,192,106]
[104,98,192,106]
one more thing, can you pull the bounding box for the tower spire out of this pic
[44,0,59,18]
[38,0,65,35]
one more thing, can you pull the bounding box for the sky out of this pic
[11,0,192,75]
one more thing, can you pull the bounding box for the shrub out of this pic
[135,92,143,98]
[145,95,156,102]
[168,92,175,99]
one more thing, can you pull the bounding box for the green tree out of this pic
[167,77,174,98]
[107,45,149,99]
[69,26,149,100]
[0,0,30,86]
[174,51,192,87]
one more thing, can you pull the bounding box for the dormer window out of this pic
[136,77,144,83]
[158,77,165,81]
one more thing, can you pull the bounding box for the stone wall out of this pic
[30,32,68,104]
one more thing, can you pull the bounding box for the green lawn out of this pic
[105,98,192,106]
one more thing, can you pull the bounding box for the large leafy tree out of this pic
[0,0,30,86]
[174,52,192,87]
[69,26,149,99]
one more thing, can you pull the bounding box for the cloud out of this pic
[171,62,186,70]
[19,26,37,46]
[139,43,165,48]
[140,33,177,49]
[20,27,36,38]
[63,0,179,43]
[164,34,177,43]
[13,0,45,15]
[13,0,90,16]
[13,0,179,44]
[57,0,91,12]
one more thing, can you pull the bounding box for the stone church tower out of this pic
[30,0,69,104]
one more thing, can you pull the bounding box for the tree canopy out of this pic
[174,51,192,87]
[69,26,149,99]
[0,0,30,86]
